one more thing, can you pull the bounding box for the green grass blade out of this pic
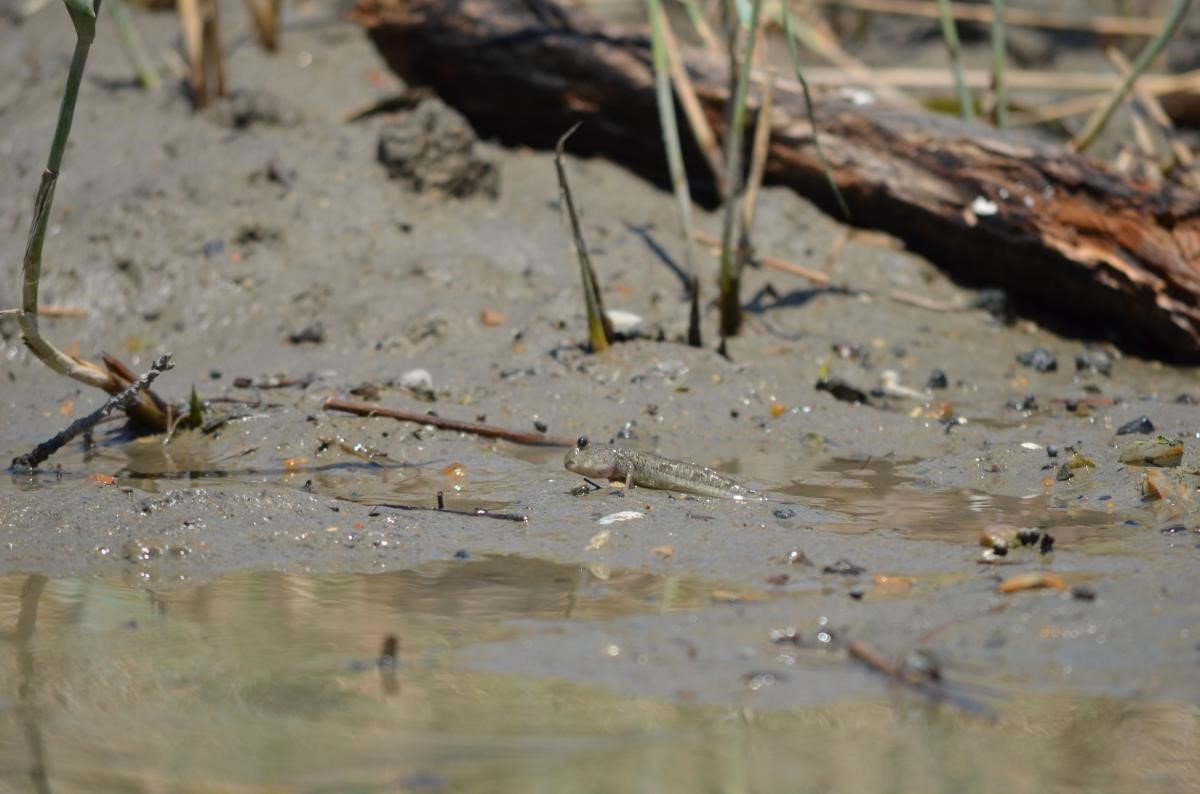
[1071,0,1193,153]
[935,0,975,121]
[782,8,850,220]
[648,0,702,347]
[718,0,764,338]
[554,124,613,353]
[989,0,1007,127]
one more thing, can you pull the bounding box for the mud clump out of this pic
[377,97,499,198]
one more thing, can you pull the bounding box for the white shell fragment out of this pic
[586,529,612,551]
[597,511,645,526]
[970,196,999,216]
[1020,442,1043,450]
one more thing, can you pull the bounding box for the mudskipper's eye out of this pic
[576,436,589,449]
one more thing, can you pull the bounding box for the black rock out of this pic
[773,507,798,520]
[1017,346,1057,372]
[1046,445,1058,458]
[1115,415,1155,435]
[816,377,870,405]
[1075,348,1113,375]
[823,558,866,576]
[926,368,948,389]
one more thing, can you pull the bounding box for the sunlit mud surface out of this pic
[3,2,1200,791]
[2,566,1196,794]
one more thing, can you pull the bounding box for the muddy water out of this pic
[2,563,1196,794]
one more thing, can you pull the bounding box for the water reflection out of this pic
[0,561,1196,793]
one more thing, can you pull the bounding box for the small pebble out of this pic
[1016,346,1057,372]
[848,586,865,600]
[1115,415,1155,435]
[773,507,798,520]
[926,369,948,389]
[1075,348,1113,375]
[1046,445,1058,458]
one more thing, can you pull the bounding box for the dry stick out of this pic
[11,354,174,471]
[648,0,702,347]
[1106,46,1197,184]
[934,0,974,121]
[358,499,529,523]
[810,0,1173,36]
[1070,0,1193,153]
[660,8,726,195]
[784,65,1200,94]
[244,0,282,51]
[845,639,995,717]
[323,398,578,447]
[554,124,614,352]
[741,68,775,239]
[695,230,831,283]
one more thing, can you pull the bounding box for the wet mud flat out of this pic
[1,3,1199,792]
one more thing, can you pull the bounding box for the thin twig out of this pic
[359,499,529,523]
[11,354,175,471]
[934,0,974,121]
[1070,0,1193,153]
[775,66,1200,94]
[676,0,722,53]
[846,639,996,718]
[555,123,614,352]
[323,398,578,447]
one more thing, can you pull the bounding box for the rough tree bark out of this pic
[351,0,1200,361]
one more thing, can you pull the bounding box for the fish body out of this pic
[564,437,756,500]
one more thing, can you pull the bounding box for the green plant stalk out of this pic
[18,0,112,390]
[1071,0,1193,153]
[989,0,1007,127]
[679,0,719,51]
[648,0,701,347]
[717,0,763,338]
[935,0,975,121]
[108,0,159,90]
[782,7,850,220]
[554,124,613,353]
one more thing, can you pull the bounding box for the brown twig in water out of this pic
[324,398,577,447]
[359,498,529,522]
[11,354,174,471]
[696,230,831,284]
[846,639,995,717]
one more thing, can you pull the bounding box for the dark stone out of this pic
[1017,346,1057,372]
[823,558,866,576]
[815,377,870,405]
[1116,415,1155,435]
[1075,348,1113,375]
[926,368,948,389]
[773,507,798,520]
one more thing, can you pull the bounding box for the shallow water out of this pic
[1,562,1196,793]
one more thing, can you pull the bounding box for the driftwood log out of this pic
[352,0,1200,361]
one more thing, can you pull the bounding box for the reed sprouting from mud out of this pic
[988,0,1007,127]
[934,0,975,121]
[108,0,160,89]
[13,0,174,430]
[554,123,614,353]
[245,0,283,52]
[1070,0,1194,152]
[717,0,764,339]
[647,0,702,347]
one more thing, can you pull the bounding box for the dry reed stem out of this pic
[244,0,282,51]
[659,5,726,193]
[1105,46,1196,182]
[741,68,774,237]
[810,0,1174,36]
[776,65,1200,94]
[696,230,831,284]
[324,398,578,447]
